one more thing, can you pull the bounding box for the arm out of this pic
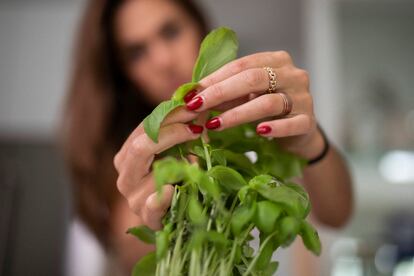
[288,128,353,228]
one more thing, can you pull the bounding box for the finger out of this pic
[187,67,295,112]
[256,114,312,137]
[116,123,203,194]
[161,105,199,126]
[199,51,293,88]
[205,93,295,131]
[115,106,200,168]
[142,185,174,230]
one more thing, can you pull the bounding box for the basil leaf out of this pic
[127,225,155,244]
[172,82,199,101]
[300,220,322,256]
[230,202,256,236]
[254,201,282,234]
[192,27,239,82]
[153,157,186,195]
[208,165,247,191]
[143,99,183,143]
[277,216,301,247]
[132,251,156,276]
[249,175,308,218]
[188,195,207,225]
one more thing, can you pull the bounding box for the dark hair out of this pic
[62,0,209,247]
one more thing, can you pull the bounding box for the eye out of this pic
[160,22,181,41]
[125,44,147,63]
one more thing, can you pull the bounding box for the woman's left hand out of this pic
[184,51,324,159]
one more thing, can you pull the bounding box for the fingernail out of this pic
[257,125,272,135]
[186,96,203,111]
[205,117,221,129]
[183,89,198,103]
[188,124,204,134]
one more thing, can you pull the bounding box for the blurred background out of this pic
[0,0,413,275]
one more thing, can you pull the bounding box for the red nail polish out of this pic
[205,117,221,129]
[186,96,203,111]
[188,124,203,134]
[256,125,272,135]
[184,89,198,103]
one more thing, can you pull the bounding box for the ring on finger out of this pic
[278,92,293,116]
[263,66,277,93]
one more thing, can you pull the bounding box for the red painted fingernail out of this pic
[183,89,198,103]
[188,124,203,134]
[256,125,272,135]
[186,96,203,110]
[205,117,221,129]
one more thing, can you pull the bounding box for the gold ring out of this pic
[278,92,293,116]
[263,66,277,93]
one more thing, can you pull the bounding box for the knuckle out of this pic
[210,83,225,99]
[304,92,314,109]
[244,69,265,88]
[127,197,141,216]
[262,95,277,114]
[116,174,128,196]
[113,153,122,171]
[296,69,310,86]
[201,76,215,87]
[229,58,247,74]
[276,50,292,64]
[130,135,148,155]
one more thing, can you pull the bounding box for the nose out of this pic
[149,40,175,72]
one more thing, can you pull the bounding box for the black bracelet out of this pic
[308,124,330,165]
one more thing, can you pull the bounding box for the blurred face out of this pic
[115,0,202,104]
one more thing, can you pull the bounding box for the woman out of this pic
[63,0,353,274]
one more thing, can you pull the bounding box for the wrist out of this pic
[286,125,325,160]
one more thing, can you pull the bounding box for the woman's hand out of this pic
[184,51,324,160]
[113,108,203,230]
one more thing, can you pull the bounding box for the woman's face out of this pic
[115,0,202,104]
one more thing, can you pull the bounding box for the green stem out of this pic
[242,231,278,276]
[201,136,212,171]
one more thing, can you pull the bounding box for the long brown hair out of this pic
[62,0,208,247]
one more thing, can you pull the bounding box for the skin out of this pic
[112,0,353,272]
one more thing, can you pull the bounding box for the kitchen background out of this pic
[0,0,413,275]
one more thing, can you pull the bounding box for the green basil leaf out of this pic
[300,220,322,256]
[172,82,199,101]
[191,145,206,160]
[230,202,256,236]
[127,225,155,244]
[192,27,239,82]
[208,165,247,191]
[211,149,227,166]
[254,201,282,234]
[143,99,183,143]
[153,157,186,195]
[264,261,279,276]
[277,216,301,247]
[285,182,311,216]
[132,251,156,276]
[188,195,207,225]
[249,175,308,218]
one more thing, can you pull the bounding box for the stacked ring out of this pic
[263,66,293,116]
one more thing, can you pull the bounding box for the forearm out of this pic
[302,144,353,228]
[286,127,353,228]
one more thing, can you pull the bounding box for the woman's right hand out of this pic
[113,106,204,230]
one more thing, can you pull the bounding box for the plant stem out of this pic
[242,231,278,276]
[201,136,212,171]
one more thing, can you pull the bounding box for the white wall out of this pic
[0,1,84,140]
